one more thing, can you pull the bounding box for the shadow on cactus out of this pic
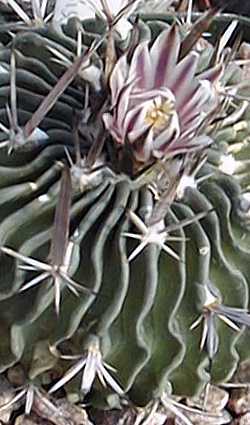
[0,0,250,421]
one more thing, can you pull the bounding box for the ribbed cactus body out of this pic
[0,8,250,409]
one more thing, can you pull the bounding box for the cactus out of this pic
[0,0,250,420]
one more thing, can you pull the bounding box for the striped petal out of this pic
[110,55,129,105]
[150,25,181,88]
[132,129,154,162]
[128,41,152,89]
[168,52,199,99]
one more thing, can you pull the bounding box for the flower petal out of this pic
[116,78,138,131]
[123,101,152,141]
[129,41,152,89]
[153,112,180,152]
[132,128,154,162]
[169,52,199,102]
[110,55,129,105]
[102,112,124,144]
[150,25,181,88]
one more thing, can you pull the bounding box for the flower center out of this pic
[145,98,175,131]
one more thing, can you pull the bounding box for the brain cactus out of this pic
[0,0,250,422]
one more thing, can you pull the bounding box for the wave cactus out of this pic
[0,0,250,423]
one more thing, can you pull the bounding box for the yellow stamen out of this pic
[145,99,175,130]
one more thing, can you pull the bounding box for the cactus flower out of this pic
[103,25,221,164]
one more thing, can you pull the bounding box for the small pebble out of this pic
[14,414,51,425]
[186,384,229,413]
[0,376,16,424]
[231,412,250,425]
[229,387,250,415]
[7,364,26,386]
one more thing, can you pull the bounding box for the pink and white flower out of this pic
[103,25,221,164]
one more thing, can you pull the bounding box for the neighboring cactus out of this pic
[0,0,250,420]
